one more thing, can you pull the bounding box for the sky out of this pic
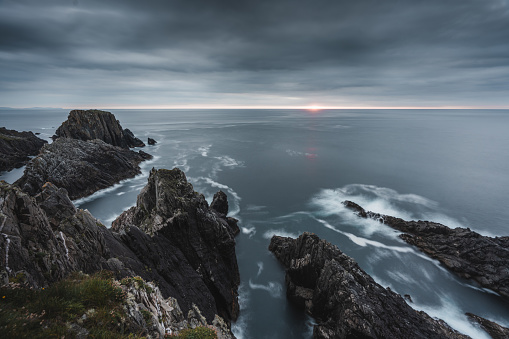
[1,0,509,109]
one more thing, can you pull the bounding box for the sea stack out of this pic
[53,109,145,148]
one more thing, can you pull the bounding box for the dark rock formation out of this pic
[54,109,145,148]
[343,200,509,298]
[0,127,47,172]
[148,137,157,145]
[466,313,509,339]
[112,168,240,323]
[269,232,469,339]
[15,138,151,200]
[2,168,239,328]
[211,190,240,236]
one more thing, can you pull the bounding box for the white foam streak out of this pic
[242,227,256,237]
[262,229,299,240]
[256,262,264,277]
[198,144,212,157]
[248,280,283,298]
[412,299,491,339]
[196,177,241,219]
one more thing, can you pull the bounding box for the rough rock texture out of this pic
[466,313,509,339]
[120,277,234,338]
[15,138,151,200]
[0,127,47,172]
[112,168,240,323]
[269,232,470,339]
[54,109,145,148]
[1,169,239,333]
[343,200,509,298]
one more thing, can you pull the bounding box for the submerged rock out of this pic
[269,232,470,339]
[0,127,47,172]
[15,138,151,200]
[54,109,145,148]
[343,200,509,298]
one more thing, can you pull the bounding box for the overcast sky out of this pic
[1,0,508,108]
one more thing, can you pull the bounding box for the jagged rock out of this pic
[211,191,240,236]
[120,277,234,338]
[53,109,145,148]
[15,138,151,200]
[148,137,157,145]
[112,168,240,323]
[466,313,509,339]
[1,169,239,334]
[0,127,47,172]
[343,200,509,298]
[269,232,470,339]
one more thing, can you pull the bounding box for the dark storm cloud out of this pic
[1,0,509,107]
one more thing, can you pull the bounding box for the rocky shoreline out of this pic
[269,232,470,339]
[343,200,509,299]
[0,127,47,172]
[1,110,239,338]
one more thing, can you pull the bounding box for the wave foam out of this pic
[262,229,299,240]
[248,280,283,298]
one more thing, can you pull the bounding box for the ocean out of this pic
[1,108,509,338]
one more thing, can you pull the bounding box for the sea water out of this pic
[1,109,509,338]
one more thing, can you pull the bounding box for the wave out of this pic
[194,176,241,219]
[262,229,299,240]
[248,280,283,298]
[242,226,256,237]
[198,144,212,157]
[256,262,264,277]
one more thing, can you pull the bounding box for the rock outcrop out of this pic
[112,168,240,323]
[53,109,145,148]
[343,200,509,298]
[15,138,151,200]
[1,168,239,334]
[148,137,157,145]
[466,313,509,339]
[0,127,47,172]
[269,232,469,339]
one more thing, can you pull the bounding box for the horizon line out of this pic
[2,105,509,110]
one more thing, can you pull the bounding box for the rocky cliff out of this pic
[0,127,47,172]
[15,138,151,200]
[54,109,145,148]
[269,233,470,339]
[1,167,239,336]
[343,200,509,299]
[112,168,240,323]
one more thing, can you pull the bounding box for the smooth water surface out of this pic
[2,109,509,338]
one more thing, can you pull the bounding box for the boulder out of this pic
[15,138,152,200]
[269,232,470,339]
[343,200,509,298]
[53,109,145,148]
[148,137,157,145]
[0,127,47,172]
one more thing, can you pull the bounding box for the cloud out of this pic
[1,0,509,107]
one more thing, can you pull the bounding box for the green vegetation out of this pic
[0,271,145,339]
[166,326,218,339]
